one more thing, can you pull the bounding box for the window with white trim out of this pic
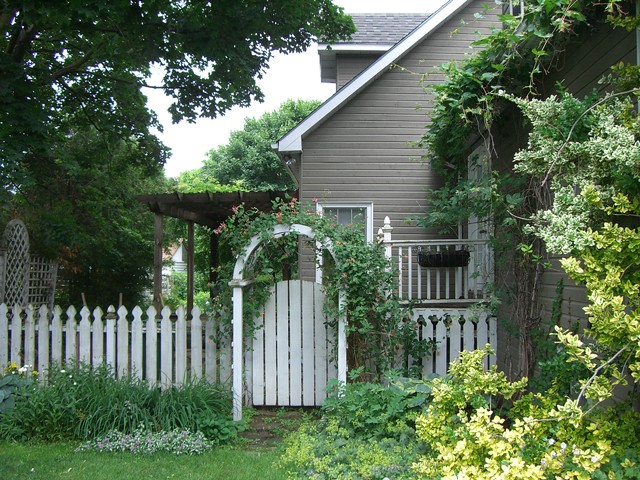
[315,202,373,283]
[316,203,373,242]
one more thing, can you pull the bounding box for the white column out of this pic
[381,216,393,261]
[337,291,347,384]
[231,284,244,421]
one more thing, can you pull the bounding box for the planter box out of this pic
[417,249,470,268]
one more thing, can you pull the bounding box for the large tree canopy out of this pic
[0,0,354,187]
[0,1,353,306]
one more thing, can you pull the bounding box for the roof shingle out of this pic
[346,13,430,46]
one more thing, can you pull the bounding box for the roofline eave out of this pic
[274,0,472,156]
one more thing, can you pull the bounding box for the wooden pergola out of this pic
[136,190,296,314]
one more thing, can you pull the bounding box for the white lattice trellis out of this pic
[1,220,30,306]
[0,220,57,309]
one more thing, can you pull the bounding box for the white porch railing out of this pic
[378,217,497,370]
[379,217,493,304]
[0,304,231,389]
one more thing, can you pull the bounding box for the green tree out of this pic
[1,0,354,190]
[201,99,321,190]
[2,126,168,307]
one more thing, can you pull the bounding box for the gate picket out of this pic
[289,280,302,406]
[276,281,290,405]
[264,285,277,405]
[301,281,315,406]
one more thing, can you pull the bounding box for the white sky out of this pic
[146,1,447,178]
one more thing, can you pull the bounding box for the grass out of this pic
[0,442,288,480]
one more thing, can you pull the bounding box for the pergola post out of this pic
[152,213,163,314]
[186,221,195,318]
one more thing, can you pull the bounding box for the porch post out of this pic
[381,216,393,261]
[231,283,243,421]
[337,291,347,384]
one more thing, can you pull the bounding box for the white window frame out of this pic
[315,202,373,283]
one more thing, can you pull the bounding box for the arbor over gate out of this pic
[230,223,346,421]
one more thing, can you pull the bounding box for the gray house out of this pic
[273,0,503,374]
[273,0,639,379]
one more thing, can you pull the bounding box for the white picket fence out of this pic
[0,303,231,389]
[0,301,497,403]
[410,307,496,374]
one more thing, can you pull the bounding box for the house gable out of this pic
[287,0,502,281]
[274,0,477,155]
[319,13,429,87]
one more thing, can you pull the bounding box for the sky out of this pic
[147,1,447,178]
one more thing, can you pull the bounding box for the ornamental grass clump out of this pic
[0,362,238,445]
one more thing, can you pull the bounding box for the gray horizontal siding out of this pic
[337,54,381,88]
[546,23,636,97]
[298,0,501,281]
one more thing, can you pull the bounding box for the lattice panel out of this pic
[28,256,58,309]
[2,220,30,306]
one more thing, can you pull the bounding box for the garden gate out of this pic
[230,223,346,421]
[248,279,336,407]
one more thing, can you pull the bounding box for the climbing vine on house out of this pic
[406,0,640,477]
[211,197,434,379]
[419,0,639,381]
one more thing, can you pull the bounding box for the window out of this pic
[316,203,373,242]
[502,0,523,16]
[315,203,373,283]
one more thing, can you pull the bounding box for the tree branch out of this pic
[50,48,96,81]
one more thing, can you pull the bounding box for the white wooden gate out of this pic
[249,280,336,407]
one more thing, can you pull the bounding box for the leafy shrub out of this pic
[282,420,421,480]
[281,377,433,479]
[321,376,433,440]
[0,362,238,444]
[413,347,640,479]
[195,415,245,445]
[0,363,37,414]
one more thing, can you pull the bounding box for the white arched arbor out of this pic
[229,223,347,421]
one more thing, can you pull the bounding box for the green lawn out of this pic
[0,442,288,480]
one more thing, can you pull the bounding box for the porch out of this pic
[379,216,496,374]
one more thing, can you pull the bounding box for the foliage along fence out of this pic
[0,303,231,390]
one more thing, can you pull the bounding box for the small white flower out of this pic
[573,449,581,456]
[560,442,567,451]
[60,369,66,373]
[548,439,555,446]
[591,456,599,463]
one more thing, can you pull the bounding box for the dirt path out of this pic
[239,408,315,450]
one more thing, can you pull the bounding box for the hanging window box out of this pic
[417,248,470,268]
